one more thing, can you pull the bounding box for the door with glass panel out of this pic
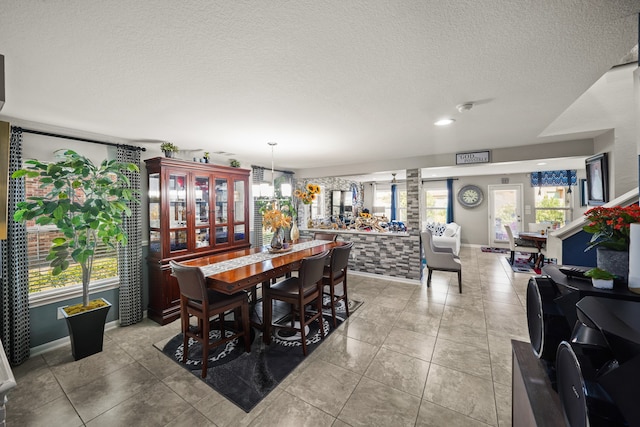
[488,184,524,245]
[232,178,248,244]
[214,177,230,246]
[193,174,211,250]
[167,172,189,254]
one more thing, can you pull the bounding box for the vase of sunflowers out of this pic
[294,183,321,228]
[262,206,291,249]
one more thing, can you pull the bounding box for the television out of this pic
[585,153,608,206]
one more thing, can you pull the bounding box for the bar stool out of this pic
[263,250,330,355]
[170,260,251,378]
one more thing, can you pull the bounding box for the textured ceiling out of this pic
[0,1,638,173]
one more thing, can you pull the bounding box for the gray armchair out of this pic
[421,229,462,293]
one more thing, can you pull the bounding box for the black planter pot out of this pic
[60,298,111,360]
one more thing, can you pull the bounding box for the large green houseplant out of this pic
[12,150,139,359]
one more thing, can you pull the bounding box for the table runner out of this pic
[199,240,328,276]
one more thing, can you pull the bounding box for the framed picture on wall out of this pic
[585,153,608,206]
[580,179,588,207]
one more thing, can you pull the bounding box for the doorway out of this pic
[488,184,524,245]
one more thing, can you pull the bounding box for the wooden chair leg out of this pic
[427,268,433,287]
[457,270,462,293]
[343,276,350,319]
[510,251,515,265]
[201,314,210,378]
[181,303,189,364]
[264,294,272,345]
[317,287,325,339]
[330,284,337,328]
[241,302,251,352]
[299,303,308,356]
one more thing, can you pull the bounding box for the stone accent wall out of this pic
[405,168,420,237]
[300,230,421,280]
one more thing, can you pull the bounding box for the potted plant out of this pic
[203,152,210,163]
[583,205,640,283]
[584,267,615,289]
[160,142,179,158]
[230,159,240,168]
[12,150,139,360]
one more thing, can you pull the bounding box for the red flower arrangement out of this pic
[583,204,640,251]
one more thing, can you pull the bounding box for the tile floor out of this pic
[8,246,534,426]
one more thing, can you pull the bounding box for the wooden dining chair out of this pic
[169,260,251,378]
[322,242,354,327]
[504,225,537,265]
[313,232,338,242]
[263,250,330,355]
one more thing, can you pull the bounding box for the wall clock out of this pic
[457,185,484,208]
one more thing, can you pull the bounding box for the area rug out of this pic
[155,298,362,413]
[481,247,509,253]
[506,256,539,274]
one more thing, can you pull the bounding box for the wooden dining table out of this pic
[517,232,547,269]
[180,239,345,342]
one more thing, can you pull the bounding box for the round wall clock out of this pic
[457,185,484,208]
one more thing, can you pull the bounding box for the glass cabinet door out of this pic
[215,178,229,244]
[194,175,211,249]
[234,179,247,242]
[169,173,188,252]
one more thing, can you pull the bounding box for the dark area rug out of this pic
[481,247,509,253]
[155,298,362,413]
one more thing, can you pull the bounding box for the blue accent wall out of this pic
[562,230,597,267]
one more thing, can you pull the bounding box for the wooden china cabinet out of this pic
[145,157,250,324]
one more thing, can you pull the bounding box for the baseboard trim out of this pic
[30,311,149,357]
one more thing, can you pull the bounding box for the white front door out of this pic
[488,184,524,245]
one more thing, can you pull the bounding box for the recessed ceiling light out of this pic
[434,118,455,126]
[537,162,547,165]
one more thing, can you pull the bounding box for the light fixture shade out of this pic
[280,183,292,197]
[260,182,273,198]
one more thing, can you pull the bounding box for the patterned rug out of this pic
[481,247,509,253]
[154,298,363,412]
[506,256,540,274]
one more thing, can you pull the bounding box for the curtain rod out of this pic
[250,165,294,174]
[421,178,459,183]
[14,127,146,152]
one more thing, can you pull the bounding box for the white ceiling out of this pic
[0,1,638,177]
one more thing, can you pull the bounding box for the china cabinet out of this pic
[145,157,250,324]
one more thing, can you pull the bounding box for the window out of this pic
[373,183,407,221]
[25,172,119,296]
[424,187,448,224]
[534,186,571,226]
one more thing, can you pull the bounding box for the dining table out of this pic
[180,239,345,343]
[517,231,547,269]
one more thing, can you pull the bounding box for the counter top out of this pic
[301,228,410,237]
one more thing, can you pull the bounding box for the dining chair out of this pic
[263,250,330,355]
[169,260,251,378]
[504,225,536,265]
[322,242,354,327]
[421,229,462,293]
[313,232,338,242]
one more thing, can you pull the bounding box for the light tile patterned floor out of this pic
[8,247,533,426]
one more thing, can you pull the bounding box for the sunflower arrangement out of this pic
[360,212,372,219]
[294,183,321,205]
[262,208,292,232]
